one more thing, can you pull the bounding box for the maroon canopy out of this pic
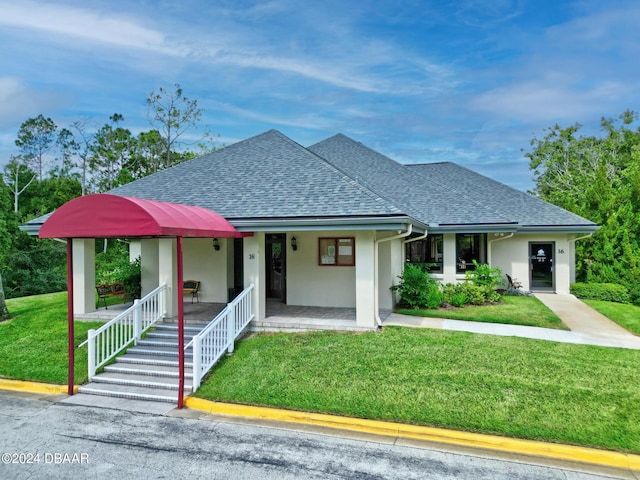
[39,194,244,239]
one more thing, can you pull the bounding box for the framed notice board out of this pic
[318,237,355,266]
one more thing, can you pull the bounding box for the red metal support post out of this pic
[177,236,185,408]
[66,239,75,395]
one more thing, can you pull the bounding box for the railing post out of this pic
[227,306,236,354]
[193,335,202,391]
[133,299,142,344]
[87,329,96,379]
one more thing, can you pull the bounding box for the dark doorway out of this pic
[229,237,244,301]
[529,242,555,291]
[266,234,286,302]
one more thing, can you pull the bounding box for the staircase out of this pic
[78,321,207,403]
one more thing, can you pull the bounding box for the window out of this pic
[319,237,355,266]
[406,235,443,273]
[456,233,486,273]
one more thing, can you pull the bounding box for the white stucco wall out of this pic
[286,230,357,308]
[182,238,230,303]
[489,233,572,293]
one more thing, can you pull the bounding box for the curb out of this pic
[1,379,638,473]
[0,378,78,395]
[184,397,640,473]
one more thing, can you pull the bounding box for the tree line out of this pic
[0,85,212,313]
[526,110,640,303]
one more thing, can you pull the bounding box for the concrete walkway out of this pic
[384,293,640,350]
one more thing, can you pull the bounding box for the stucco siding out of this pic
[183,238,229,303]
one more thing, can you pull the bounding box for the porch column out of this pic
[243,233,265,321]
[442,233,457,284]
[355,231,376,328]
[72,238,95,314]
[158,238,178,317]
[377,236,403,310]
[140,238,159,297]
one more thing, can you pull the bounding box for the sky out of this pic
[1,0,639,192]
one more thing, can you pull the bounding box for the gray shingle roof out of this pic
[309,134,596,230]
[406,162,596,227]
[110,130,403,219]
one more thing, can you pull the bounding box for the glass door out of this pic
[529,242,554,291]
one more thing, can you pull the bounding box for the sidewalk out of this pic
[384,293,640,350]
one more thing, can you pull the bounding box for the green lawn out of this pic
[197,328,640,454]
[0,292,102,384]
[397,296,567,330]
[584,300,640,335]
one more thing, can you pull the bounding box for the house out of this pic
[29,129,598,330]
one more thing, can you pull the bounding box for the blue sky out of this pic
[1,0,639,192]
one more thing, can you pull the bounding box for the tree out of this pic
[0,272,9,321]
[59,120,94,195]
[526,110,640,303]
[89,114,137,191]
[146,84,203,169]
[2,155,36,212]
[15,115,58,181]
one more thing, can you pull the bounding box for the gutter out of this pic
[374,224,413,327]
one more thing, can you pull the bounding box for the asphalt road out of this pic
[0,392,624,480]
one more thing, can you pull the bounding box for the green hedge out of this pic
[570,282,630,304]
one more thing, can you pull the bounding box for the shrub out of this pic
[392,263,442,309]
[96,241,141,299]
[465,260,503,289]
[570,282,630,304]
[458,283,489,305]
[450,292,468,307]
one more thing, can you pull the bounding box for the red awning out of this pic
[39,194,245,239]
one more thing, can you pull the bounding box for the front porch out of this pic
[75,302,392,332]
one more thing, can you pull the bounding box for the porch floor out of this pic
[75,301,391,332]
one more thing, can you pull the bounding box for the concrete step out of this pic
[91,372,192,391]
[126,346,193,358]
[115,354,192,368]
[250,320,372,333]
[154,323,208,333]
[104,363,193,379]
[78,382,181,404]
[137,339,181,348]
[145,331,200,340]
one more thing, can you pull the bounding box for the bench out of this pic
[183,280,200,303]
[96,282,131,309]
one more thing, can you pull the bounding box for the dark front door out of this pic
[266,234,286,302]
[530,242,554,291]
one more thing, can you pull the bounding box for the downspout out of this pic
[487,232,514,265]
[374,224,412,327]
[569,233,593,244]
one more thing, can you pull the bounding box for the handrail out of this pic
[189,284,254,391]
[81,283,167,379]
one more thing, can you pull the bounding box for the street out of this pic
[0,392,625,479]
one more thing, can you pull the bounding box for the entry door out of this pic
[266,234,286,302]
[529,242,554,291]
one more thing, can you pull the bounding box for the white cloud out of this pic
[0,77,62,130]
[0,0,186,56]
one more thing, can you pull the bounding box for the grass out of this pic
[0,292,103,384]
[584,300,640,335]
[396,296,567,330]
[196,327,640,454]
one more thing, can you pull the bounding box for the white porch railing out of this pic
[187,284,254,391]
[80,283,167,379]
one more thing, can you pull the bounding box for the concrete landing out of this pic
[60,392,176,414]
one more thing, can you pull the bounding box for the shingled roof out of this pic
[110,130,408,223]
[406,162,596,229]
[309,134,597,232]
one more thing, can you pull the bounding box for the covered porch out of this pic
[75,301,393,332]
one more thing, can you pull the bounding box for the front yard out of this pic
[2,292,639,454]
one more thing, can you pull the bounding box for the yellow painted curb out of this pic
[184,397,640,472]
[0,378,78,395]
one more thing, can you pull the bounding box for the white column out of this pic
[72,238,95,314]
[355,231,376,328]
[442,233,457,284]
[243,233,265,321]
[129,239,141,262]
[158,238,177,317]
[140,238,159,297]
